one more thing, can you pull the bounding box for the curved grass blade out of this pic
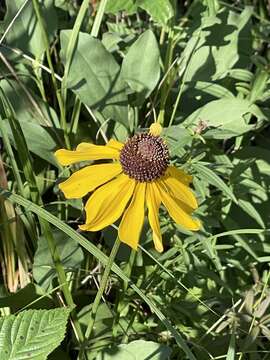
[0,188,197,360]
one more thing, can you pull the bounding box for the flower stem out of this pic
[91,0,108,38]
[157,28,175,126]
[84,237,121,340]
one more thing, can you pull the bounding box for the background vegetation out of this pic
[0,0,270,359]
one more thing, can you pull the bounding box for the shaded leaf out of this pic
[105,0,137,14]
[193,162,237,203]
[122,30,160,99]
[60,31,128,126]
[183,98,262,138]
[1,0,57,58]
[138,0,174,25]
[96,340,172,360]
[181,7,252,82]
[33,230,84,290]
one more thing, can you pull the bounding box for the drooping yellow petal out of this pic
[162,168,198,210]
[80,173,135,231]
[55,141,121,166]
[167,166,193,185]
[156,181,201,231]
[146,183,163,253]
[58,163,122,199]
[119,182,146,250]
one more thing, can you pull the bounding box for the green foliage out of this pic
[1,0,57,58]
[0,0,270,359]
[0,308,70,360]
[96,340,172,359]
[60,30,128,126]
[121,29,160,100]
[106,0,173,24]
[33,230,84,290]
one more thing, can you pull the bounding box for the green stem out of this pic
[167,30,201,130]
[61,0,89,116]
[31,0,70,149]
[157,28,175,126]
[113,249,136,339]
[91,0,108,37]
[84,237,121,340]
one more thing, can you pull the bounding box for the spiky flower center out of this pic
[120,133,169,182]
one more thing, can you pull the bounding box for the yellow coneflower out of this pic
[55,123,200,252]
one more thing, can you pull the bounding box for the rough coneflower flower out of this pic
[55,124,200,252]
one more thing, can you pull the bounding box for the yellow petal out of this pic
[106,139,124,151]
[146,183,163,252]
[55,142,121,166]
[80,174,135,231]
[167,166,193,185]
[59,163,122,199]
[149,123,162,136]
[119,182,146,250]
[156,181,200,231]
[162,168,198,210]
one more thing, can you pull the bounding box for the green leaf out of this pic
[60,30,128,126]
[96,340,172,360]
[78,303,113,337]
[33,229,84,290]
[193,162,237,203]
[0,283,53,312]
[121,30,160,99]
[238,199,265,228]
[0,308,70,360]
[138,0,174,25]
[191,81,234,98]
[226,329,236,360]
[164,125,193,156]
[183,98,259,138]
[105,0,137,14]
[1,0,57,58]
[181,7,252,82]
[4,121,59,166]
[227,69,253,82]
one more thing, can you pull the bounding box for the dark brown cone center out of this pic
[119,133,169,182]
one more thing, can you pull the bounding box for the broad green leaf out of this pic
[121,30,160,99]
[0,78,60,165]
[0,78,60,128]
[60,31,128,126]
[138,0,174,25]
[105,0,137,14]
[96,340,172,360]
[4,121,59,166]
[1,0,57,58]
[0,308,70,360]
[181,7,252,82]
[164,125,193,157]
[0,283,53,311]
[78,303,113,335]
[192,162,237,203]
[183,98,262,138]
[33,229,84,290]
[192,81,234,98]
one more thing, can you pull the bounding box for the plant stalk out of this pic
[84,237,121,340]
